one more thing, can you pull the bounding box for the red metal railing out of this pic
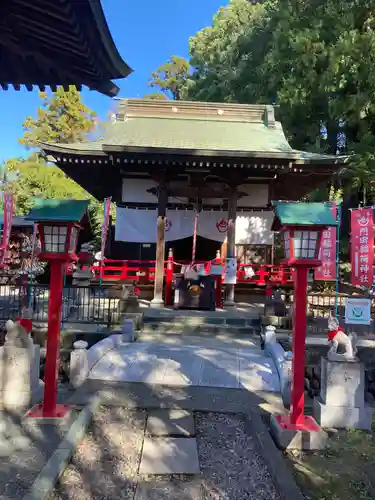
[89,259,293,286]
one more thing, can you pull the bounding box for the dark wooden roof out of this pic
[0,0,132,96]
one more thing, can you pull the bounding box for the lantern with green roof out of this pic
[25,199,90,262]
[271,202,338,267]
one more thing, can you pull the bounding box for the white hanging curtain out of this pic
[115,207,274,244]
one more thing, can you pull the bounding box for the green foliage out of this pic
[183,0,267,102]
[19,86,99,148]
[184,0,375,209]
[3,87,108,245]
[148,56,190,100]
[143,93,169,100]
[5,156,90,216]
[3,156,108,247]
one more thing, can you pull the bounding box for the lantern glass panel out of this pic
[283,231,291,259]
[69,227,78,253]
[44,225,67,253]
[293,230,318,259]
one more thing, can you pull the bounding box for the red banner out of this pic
[315,203,337,281]
[350,208,374,286]
[0,193,14,265]
[100,198,111,260]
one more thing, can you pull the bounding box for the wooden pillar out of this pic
[150,183,168,308]
[224,188,238,307]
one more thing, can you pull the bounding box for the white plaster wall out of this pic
[122,178,158,203]
[237,184,269,207]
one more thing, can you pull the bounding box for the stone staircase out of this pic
[136,308,262,348]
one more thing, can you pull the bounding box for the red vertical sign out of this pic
[101,198,111,260]
[0,193,14,265]
[350,208,374,286]
[315,203,337,281]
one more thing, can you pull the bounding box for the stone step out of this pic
[139,436,200,474]
[140,408,199,475]
[141,322,258,336]
[136,333,260,349]
[146,409,195,437]
[143,315,260,328]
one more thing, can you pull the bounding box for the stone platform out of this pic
[88,342,280,392]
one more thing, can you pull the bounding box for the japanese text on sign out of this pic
[350,208,374,286]
[315,204,337,281]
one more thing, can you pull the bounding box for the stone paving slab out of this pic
[139,437,200,475]
[88,342,280,393]
[146,409,195,437]
[135,478,203,500]
[69,381,285,416]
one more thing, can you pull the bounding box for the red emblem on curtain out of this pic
[216,218,228,233]
[350,208,374,286]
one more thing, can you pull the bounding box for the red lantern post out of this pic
[270,202,337,449]
[25,200,89,419]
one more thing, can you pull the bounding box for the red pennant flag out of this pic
[350,208,374,286]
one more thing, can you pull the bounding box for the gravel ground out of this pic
[196,412,281,500]
[49,408,281,500]
[49,407,146,500]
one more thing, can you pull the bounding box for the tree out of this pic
[5,156,89,216]
[148,56,190,100]
[19,85,99,148]
[6,87,107,245]
[3,155,106,246]
[185,0,375,181]
[143,92,169,100]
[183,0,267,102]
[183,0,375,254]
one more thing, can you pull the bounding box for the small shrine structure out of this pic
[41,99,347,306]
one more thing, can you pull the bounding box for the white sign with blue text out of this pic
[345,297,372,325]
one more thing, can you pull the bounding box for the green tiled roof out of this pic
[25,199,90,223]
[102,117,292,154]
[272,202,338,227]
[0,215,33,227]
[40,99,349,164]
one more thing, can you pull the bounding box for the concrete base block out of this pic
[321,358,365,408]
[270,414,328,450]
[313,398,373,431]
[121,332,135,343]
[150,298,165,309]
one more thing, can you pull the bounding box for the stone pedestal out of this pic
[72,268,92,287]
[0,344,40,409]
[70,341,89,388]
[313,357,373,430]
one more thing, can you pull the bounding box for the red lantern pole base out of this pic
[270,414,327,451]
[275,414,321,432]
[26,403,71,420]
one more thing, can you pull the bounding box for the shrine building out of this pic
[41,99,347,306]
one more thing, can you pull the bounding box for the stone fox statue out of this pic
[327,315,358,360]
[4,319,31,348]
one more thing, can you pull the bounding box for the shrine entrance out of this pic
[170,236,220,263]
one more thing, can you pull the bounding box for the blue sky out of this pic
[0,0,228,163]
